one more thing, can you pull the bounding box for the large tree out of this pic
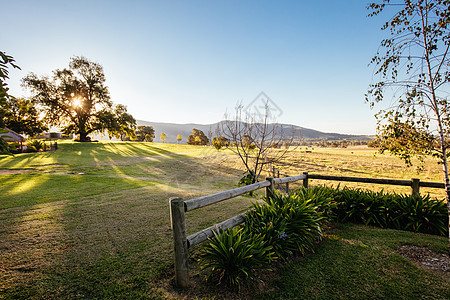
[366,0,450,238]
[22,56,135,142]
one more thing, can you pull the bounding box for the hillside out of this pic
[136,120,371,143]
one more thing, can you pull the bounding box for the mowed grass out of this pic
[0,141,251,299]
[261,223,449,300]
[0,142,448,299]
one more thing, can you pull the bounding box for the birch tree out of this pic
[366,0,450,238]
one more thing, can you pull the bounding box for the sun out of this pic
[72,97,82,108]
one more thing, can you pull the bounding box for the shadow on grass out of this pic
[0,142,248,299]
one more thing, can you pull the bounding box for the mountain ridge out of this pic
[136,120,372,143]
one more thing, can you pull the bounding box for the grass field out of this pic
[0,142,448,299]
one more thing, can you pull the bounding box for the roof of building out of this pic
[1,128,26,142]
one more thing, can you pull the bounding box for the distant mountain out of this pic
[136,120,371,143]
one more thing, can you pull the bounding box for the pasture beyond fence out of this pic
[169,172,445,287]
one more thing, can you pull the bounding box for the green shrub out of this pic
[26,139,45,152]
[293,186,337,221]
[244,192,323,260]
[332,187,389,228]
[293,185,448,236]
[198,227,275,289]
[390,194,448,236]
[238,170,256,186]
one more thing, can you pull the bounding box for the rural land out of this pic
[0,141,448,299]
[2,1,450,299]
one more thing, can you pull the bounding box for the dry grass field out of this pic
[272,146,446,199]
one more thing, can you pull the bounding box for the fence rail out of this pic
[169,172,445,288]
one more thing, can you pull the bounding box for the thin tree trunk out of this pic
[420,5,450,240]
[437,122,450,240]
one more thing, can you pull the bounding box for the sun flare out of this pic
[72,98,82,108]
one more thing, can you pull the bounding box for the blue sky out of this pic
[3,0,390,135]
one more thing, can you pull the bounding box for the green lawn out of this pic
[1,142,448,299]
[260,224,449,300]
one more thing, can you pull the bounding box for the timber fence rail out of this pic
[304,173,445,195]
[169,175,307,287]
[169,172,445,288]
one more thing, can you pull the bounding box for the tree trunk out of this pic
[437,125,450,241]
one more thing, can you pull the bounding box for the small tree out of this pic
[1,51,21,154]
[367,0,450,238]
[218,102,295,184]
[212,136,230,150]
[136,125,155,142]
[176,134,182,143]
[187,128,209,145]
[160,132,167,143]
[3,97,48,137]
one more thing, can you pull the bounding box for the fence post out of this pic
[272,166,276,177]
[411,178,420,196]
[286,182,289,194]
[277,170,280,178]
[303,172,309,188]
[266,177,274,198]
[170,197,190,287]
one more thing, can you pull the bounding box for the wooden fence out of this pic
[169,172,445,287]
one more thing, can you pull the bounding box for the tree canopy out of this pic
[0,51,21,129]
[160,132,167,143]
[4,97,47,136]
[367,0,450,238]
[212,135,230,150]
[136,125,155,142]
[1,51,21,154]
[22,56,135,142]
[187,128,209,145]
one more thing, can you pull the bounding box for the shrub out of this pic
[293,185,448,236]
[293,186,337,221]
[198,227,275,289]
[26,139,45,152]
[244,192,323,260]
[390,194,448,236]
[238,170,256,186]
[333,187,390,228]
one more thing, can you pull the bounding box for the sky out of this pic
[3,0,391,135]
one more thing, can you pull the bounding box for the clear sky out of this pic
[3,0,390,135]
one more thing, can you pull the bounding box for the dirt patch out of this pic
[397,245,449,279]
[31,164,65,168]
[0,169,33,175]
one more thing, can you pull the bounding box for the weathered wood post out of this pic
[266,177,274,198]
[411,178,420,196]
[170,197,189,287]
[286,181,289,194]
[277,170,280,178]
[303,172,309,188]
[272,166,276,177]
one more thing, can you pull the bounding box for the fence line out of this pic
[169,172,445,287]
[169,176,305,287]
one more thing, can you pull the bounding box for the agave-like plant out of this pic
[244,192,324,260]
[198,227,275,290]
[391,194,448,236]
